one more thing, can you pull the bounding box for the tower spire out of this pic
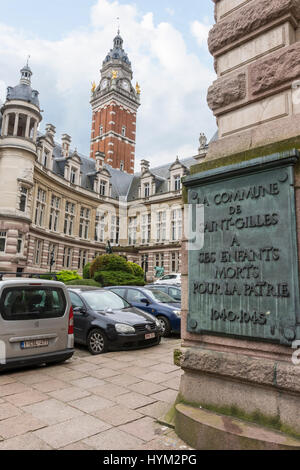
[20,58,32,86]
[90,31,140,174]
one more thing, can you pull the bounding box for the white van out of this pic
[0,276,74,371]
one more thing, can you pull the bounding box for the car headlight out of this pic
[115,324,135,334]
[173,310,181,317]
[155,319,161,328]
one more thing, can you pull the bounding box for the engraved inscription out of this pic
[187,159,299,344]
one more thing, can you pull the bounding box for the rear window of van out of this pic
[0,287,67,321]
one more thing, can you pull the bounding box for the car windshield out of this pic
[81,291,130,311]
[145,289,177,304]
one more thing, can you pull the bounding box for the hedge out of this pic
[39,270,82,283]
[65,279,101,287]
[94,270,145,287]
[56,270,82,283]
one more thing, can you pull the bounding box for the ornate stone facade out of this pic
[0,52,208,279]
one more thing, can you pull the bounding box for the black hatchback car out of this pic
[67,287,162,354]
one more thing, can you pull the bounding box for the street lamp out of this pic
[142,255,148,282]
[49,250,55,273]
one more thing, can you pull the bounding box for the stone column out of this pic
[3,113,9,136]
[33,121,38,142]
[25,115,31,139]
[13,113,19,136]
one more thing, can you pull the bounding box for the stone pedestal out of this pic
[175,0,300,447]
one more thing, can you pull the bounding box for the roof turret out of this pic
[6,62,40,108]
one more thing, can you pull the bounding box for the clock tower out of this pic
[90,32,140,174]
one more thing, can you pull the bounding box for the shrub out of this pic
[39,273,57,281]
[83,263,91,279]
[65,279,101,287]
[128,262,144,279]
[55,270,82,283]
[94,270,145,287]
[90,255,133,278]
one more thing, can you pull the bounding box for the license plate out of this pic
[21,339,49,349]
[145,333,156,340]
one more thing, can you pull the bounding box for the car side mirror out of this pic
[73,307,87,315]
[140,298,150,305]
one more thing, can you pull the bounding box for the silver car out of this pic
[0,278,74,371]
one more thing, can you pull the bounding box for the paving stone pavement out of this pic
[0,337,193,450]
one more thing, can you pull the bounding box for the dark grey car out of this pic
[67,287,162,354]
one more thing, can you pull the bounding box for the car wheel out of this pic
[157,316,171,337]
[87,329,108,355]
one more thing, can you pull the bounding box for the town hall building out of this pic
[0,32,208,281]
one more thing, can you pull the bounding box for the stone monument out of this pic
[175,0,300,450]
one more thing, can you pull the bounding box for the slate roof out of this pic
[6,83,40,107]
[103,33,131,67]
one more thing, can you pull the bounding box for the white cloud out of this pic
[0,80,6,104]
[0,0,216,169]
[191,20,212,47]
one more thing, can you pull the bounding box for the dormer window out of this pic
[70,168,77,185]
[100,180,107,197]
[43,149,49,168]
[144,183,150,198]
[174,175,181,191]
[122,126,126,137]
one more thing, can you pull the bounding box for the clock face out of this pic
[101,79,108,90]
[122,80,130,91]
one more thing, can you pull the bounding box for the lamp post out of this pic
[142,255,148,282]
[105,240,113,254]
[49,250,55,273]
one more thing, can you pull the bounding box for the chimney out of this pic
[140,159,150,174]
[95,151,105,171]
[62,134,71,158]
[45,123,56,138]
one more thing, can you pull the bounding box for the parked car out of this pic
[147,284,181,303]
[154,273,181,285]
[67,286,162,354]
[0,276,74,371]
[105,286,181,337]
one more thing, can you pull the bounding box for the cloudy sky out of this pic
[0,0,216,169]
